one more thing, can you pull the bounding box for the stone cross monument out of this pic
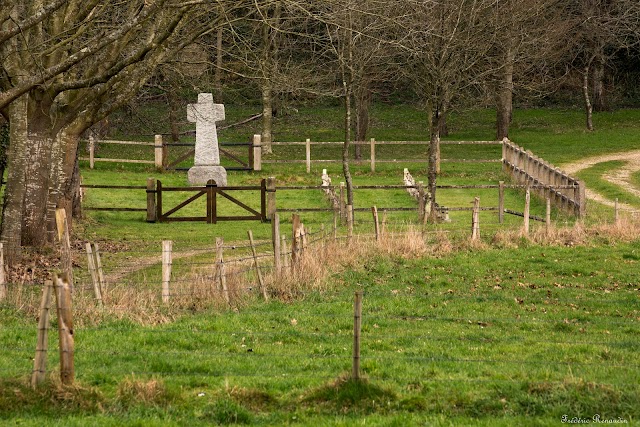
[187,93,227,186]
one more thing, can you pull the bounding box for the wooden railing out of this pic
[502,139,585,217]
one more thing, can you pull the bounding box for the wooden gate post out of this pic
[266,177,276,219]
[206,179,217,224]
[252,134,262,171]
[146,178,157,222]
[154,134,164,170]
[54,273,74,385]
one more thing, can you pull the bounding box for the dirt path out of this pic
[561,149,640,210]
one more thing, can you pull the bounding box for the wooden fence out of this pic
[80,135,262,171]
[502,139,586,217]
[264,139,502,173]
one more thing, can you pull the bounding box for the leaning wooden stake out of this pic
[161,240,172,304]
[523,187,531,236]
[248,230,268,301]
[346,205,354,240]
[215,238,230,304]
[471,197,480,241]
[93,243,106,298]
[352,291,363,381]
[372,206,380,242]
[31,279,54,388]
[0,243,6,301]
[54,273,74,385]
[85,243,104,307]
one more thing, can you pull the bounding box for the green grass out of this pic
[3,105,640,425]
[2,241,640,425]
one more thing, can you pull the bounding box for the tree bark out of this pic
[592,53,608,112]
[496,46,515,140]
[354,85,371,161]
[427,102,446,221]
[583,65,594,131]
[261,83,274,155]
[214,27,224,104]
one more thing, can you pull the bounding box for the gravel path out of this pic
[561,149,640,210]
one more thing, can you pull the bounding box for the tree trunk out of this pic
[0,95,29,264]
[343,86,354,206]
[354,85,371,161]
[496,47,514,140]
[261,83,273,155]
[583,65,594,131]
[592,54,608,112]
[214,27,224,104]
[427,103,445,222]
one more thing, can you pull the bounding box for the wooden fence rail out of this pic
[502,139,585,217]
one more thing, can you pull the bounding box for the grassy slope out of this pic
[3,106,640,425]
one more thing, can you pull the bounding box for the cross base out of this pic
[188,165,227,186]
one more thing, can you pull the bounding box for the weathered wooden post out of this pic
[252,134,262,171]
[54,273,74,385]
[281,235,290,271]
[471,197,480,241]
[147,178,157,222]
[31,279,53,388]
[370,138,376,172]
[291,214,302,270]
[215,237,230,303]
[546,197,551,233]
[352,290,363,381]
[154,134,164,170]
[248,230,268,301]
[372,206,380,242]
[498,181,505,224]
[89,135,95,169]
[272,213,281,277]
[339,182,346,224]
[94,243,106,297]
[523,186,531,236]
[86,243,104,307]
[55,208,74,287]
[306,138,311,173]
[266,176,277,218]
[161,240,172,304]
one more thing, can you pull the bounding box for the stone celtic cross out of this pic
[186,93,227,186]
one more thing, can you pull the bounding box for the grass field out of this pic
[2,105,640,426]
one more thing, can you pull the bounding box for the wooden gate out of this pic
[154,179,266,223]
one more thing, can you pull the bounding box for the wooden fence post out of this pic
[54,273,74,385]
[215,238,230,303]
[31,279,53,388]
[266,176,276,218]
[352,290,363,381]
[306,138,311,173]
[546,197,551,233]
[93,243,105,296]
[146,178,157,222]
[416,182,426,222]
[89,135,95,169]
[346,205,354,240]
[281,235,290,271]
[154,134,164,170]
[291,214,302,269]
[0,243,5,301]
[370,138,376,172]
[86,243,104,307]
[372,206,380,242]
[498,181,505,224]
[272,213,281,276]
[248,230,268,301]
[252,134,262,171]
[162,240,172,304]
[471,197,480,241]
[55,208,74,287]
[523,187,531,236]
